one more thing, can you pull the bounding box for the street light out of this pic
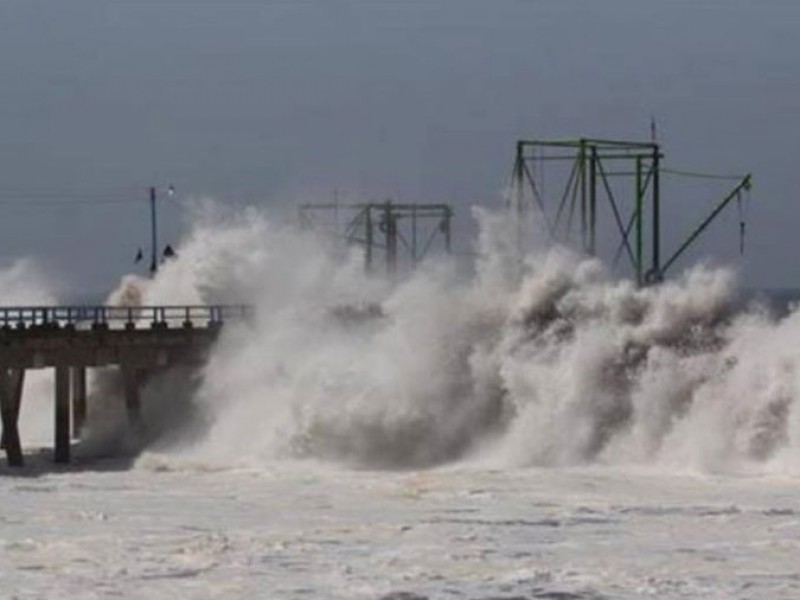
[146,185,175,275]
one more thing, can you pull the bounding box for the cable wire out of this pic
[662,168,747,181]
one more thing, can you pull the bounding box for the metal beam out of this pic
[651,146,661,281]
[660,175,753,276]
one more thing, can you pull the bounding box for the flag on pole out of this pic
[650,116,657,143]
[134,248,143,263]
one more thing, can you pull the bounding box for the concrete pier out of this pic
[0,304,249,467]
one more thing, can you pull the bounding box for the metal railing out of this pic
[0,305,253,330]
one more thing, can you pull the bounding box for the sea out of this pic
[3,209,800,599]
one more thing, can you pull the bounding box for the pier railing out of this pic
[0,304,253,330]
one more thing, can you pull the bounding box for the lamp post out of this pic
[148,185,175,276]
[149,186,158,275]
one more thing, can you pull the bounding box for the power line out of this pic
[0,198,140,206]
[662,168,747,182]
[0,187,167,206]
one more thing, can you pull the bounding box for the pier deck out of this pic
[0,305,250,467]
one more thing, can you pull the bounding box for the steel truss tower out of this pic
[299,201,453,276]
[511,138,751,285]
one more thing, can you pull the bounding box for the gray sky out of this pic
[0,0,796,295]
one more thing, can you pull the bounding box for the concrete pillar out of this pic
[0,368,24,467]
[122,367,142,432]
[71,367,87,439]
[54,366,70,464]
[0,369,24,449]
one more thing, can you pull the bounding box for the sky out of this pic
[0,0,797,296]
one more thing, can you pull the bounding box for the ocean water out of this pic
[4,206,800,598]
[4,461,800,599]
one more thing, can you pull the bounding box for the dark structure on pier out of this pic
[299,201,453,276]
[0,305,249,467]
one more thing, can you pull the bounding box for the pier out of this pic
[0,305,250,467]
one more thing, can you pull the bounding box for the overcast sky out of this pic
[0,0,796,295]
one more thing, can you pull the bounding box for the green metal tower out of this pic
[511,138,751,284]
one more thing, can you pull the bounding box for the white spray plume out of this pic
[0,259,61,448]
[79,202,800,475]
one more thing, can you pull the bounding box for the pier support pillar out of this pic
[0,369,25,467]
[122,367,143,433]
[54,366,70,464]
[1,369,25,450]
[71,367,87,439]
